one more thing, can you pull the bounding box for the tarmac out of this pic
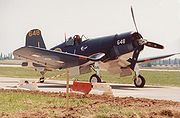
[0,77,180,102]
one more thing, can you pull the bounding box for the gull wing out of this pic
[13,46,105,69]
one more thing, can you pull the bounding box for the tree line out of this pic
[141,58,180,67]
[0,53,13,60]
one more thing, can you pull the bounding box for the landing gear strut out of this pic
[133,64,146,88]
[89,62,102,83]
[39,71,46,83]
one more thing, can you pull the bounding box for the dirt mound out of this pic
[0,89,179,118]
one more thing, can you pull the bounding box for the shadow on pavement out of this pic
[110,84,163,90]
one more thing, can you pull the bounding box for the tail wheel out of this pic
[133,75,145,88]
[89,74,102,83]
[39,77,45,83]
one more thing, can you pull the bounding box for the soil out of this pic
[0,89,180,118]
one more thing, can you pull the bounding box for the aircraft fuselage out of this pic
[51,32,139,64]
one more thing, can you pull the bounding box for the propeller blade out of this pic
[145,41,164,49]
[131,6,139,33]
[130,7,164,50]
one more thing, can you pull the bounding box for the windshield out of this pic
[65,37,74,46]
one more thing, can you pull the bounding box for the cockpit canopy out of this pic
[65,35,85,46]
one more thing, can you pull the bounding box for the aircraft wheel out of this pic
[89,74,102,83]
[39,77,45,83]
[133,75,145,88]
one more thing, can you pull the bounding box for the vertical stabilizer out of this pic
[25,29,46,49]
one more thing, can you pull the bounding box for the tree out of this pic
[0,53,2,60]
[147,63,152,67]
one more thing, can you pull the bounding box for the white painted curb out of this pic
[90,83,113,96]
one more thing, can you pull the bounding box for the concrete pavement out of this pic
[0,77,179,102]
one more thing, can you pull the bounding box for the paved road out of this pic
[0,77,179,102]
[0,64,21,67]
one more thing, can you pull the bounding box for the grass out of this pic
[0,91,118,117]
[0,91,63,112]
[0,67,61,79]
[0,67,180,86]
[0,90,93,117]
[141,71,180,86]
[0,90,179,118]
[0,90,93,112]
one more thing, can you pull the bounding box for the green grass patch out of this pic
[141,71,180,86]
[0,67,180,86]
[0,90,92,113]
[0,67,61,79]
[0,91,63,112]
[0,90,179,117]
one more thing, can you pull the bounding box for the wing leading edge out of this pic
[137,53,180,63]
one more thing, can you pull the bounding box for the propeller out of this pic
[130,6,164,49]
[131,6,139,33]
[144,41,164,49]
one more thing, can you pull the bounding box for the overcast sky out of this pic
[0,0,180,58]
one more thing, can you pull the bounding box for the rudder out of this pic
[25,29,46,49]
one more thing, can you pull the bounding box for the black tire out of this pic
[39,77,45,83]
[89,74,102,83]
[133,75,145,88]
[24,80,29,84]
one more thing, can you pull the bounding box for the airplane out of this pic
[13,7,180,88]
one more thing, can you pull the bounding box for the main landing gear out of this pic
[133,75,145,88]
[133,64,146,88]
[89,62,102,83]
[90,74,101,82]
[89,62,146,87]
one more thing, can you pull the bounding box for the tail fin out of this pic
[25,29,46,49]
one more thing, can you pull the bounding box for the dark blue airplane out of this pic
[13,7,179,87]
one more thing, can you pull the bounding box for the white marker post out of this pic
[66,68,70,110]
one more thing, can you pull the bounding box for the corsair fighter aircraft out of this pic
[13,7,179,87]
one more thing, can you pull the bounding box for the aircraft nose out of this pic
[132,32,143,47]
[131,32,164,49]
[132,32,143,40]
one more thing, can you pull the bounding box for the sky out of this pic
[0,0,180,58]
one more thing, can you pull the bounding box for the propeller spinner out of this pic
[131,6,164,49]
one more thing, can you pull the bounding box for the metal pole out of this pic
[66,68,70,110]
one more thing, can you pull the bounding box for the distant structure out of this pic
[141,58,180,68]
